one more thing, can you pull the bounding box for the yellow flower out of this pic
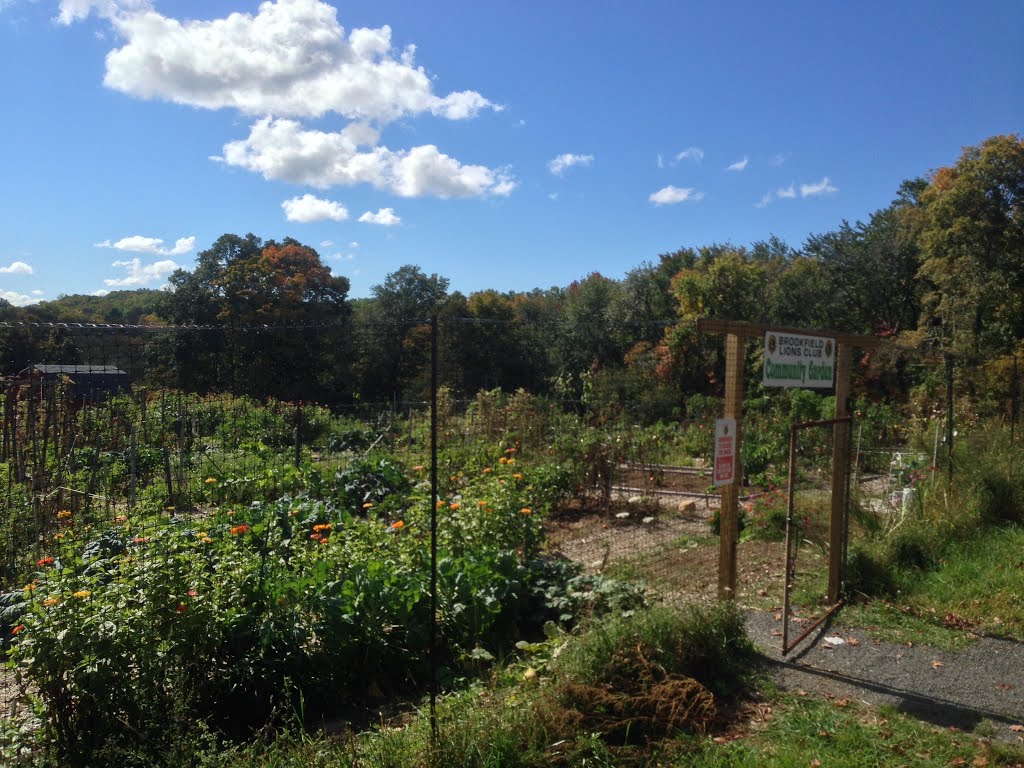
[73,590,91,599]
[113,515,128,524]
[519,508,532,516]
[482,467,492,474]
[204,477,217,484]
[507,458,516,466]
[498,457,508,465]
[477,500,488,507]
[362,502,374,509]
[201,537,213,544]
[513,473,523,480]
[42,598,60,607]
[57,510,72,520]
[23,583,37,592]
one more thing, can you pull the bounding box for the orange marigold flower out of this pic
[505,447,518,454]
[36,556,54,567]
[449,502,460,510]
[73,590,91,599]
[23,583,36,592]
[57,510,72,519]
[113,515,128,524]
[519,508,532,516]
[507,458,516,466]
[412,465,425,472]
[310,533,322,541]
[388,520,405,531]
[482,467,492,474]
[513,473,523,480]
[477,500,488,507]
[450,475,460,483]
[230,524,250,535]
[200,537,213,544]
[42,598,59,607]
[319,538,329,545]
[11,625,25,635]
[132,536,151,544]
[362,502,374,509]
[204,477,217,484]
[498,457,508,465]
[313,523,333,532]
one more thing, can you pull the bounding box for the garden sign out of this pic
[763,331,835,389]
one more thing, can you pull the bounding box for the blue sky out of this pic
[1,0,1021,306]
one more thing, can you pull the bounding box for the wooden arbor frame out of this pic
[697,319,879,603]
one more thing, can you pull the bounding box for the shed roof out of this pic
[29,364,128,376]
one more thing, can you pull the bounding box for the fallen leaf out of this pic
[771,630,783,637]
[810,760,822,767]
[847,637,861,646]
[834,698,849,708]
[931,660,945,669]
[949,758,967,766]
[972,756,989,767]
[997,683,1014,691]
[1010,724,1024,732]
[774,611,783,621]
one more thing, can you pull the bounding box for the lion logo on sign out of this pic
[767,334,777,354]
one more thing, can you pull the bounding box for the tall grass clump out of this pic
[847,424,1024,599]
[357,604,761,768]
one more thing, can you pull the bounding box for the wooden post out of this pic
[828,343,853,603]
[718,333,744,600]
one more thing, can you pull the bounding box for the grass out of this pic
[843,524,1024,649]
[678,694,1024,767]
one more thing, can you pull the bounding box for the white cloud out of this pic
[104,257,180,287]
[800,177,838,197]
[95,235,196,256]
[767,153,788,167]
[727,156,749,172]
[62,0,499,124]
[0,260,33,275]
[320,240,334,248]
[282,193,349,223]
[656,153,664,169]
[92,289,111,297]
[548,153,593,176]
[31,290,45,296]
[1,289,41,306]
[674,146,703,164]
[216,117,515,198]
[358,207,401,226]
[753,183,802,208]
[348,241,359,248]
[57,0,148,25]
[649,185,703,206]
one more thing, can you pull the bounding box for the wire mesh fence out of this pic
[0,318,928,751]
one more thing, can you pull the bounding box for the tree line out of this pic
[2,134,1021,420]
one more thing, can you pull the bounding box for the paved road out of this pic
[744,609,1024,742]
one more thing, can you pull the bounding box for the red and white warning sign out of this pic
[713,418,736,487]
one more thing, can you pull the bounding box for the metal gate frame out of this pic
[782,415,852,655]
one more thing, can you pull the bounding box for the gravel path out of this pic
[744,609,1024,742]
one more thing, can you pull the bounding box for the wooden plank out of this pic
[697,318,880,349]
[828,343,853,602]
[718,332,744,600]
